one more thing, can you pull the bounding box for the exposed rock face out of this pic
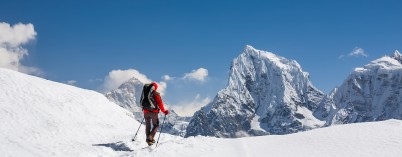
[186,45,326,137]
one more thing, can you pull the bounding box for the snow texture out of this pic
[0,68,138,156]
[1,65,402,157]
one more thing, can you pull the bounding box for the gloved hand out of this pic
[163,110,169,115]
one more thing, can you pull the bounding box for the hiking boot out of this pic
[145,137,154,146]
[147,135,155,143]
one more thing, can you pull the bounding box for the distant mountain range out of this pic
[105,46,401,138]
[186,46,402,137]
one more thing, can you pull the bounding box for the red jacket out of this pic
[143,83,167,114]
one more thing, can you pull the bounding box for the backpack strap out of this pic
[147,85,156,109]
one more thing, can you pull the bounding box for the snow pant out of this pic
[144,112,159,141]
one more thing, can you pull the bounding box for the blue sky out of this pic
[1,0,401,116]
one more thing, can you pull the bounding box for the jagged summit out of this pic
[232,45,307,86]
[244,45,256,51]
[186,46,325,137]
[240,45,293,69]
[354,57,401,74]
[393,50,401,57]
[392,50,402,64]
[126,77,143,84]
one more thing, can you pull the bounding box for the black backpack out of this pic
[140,83,158,111]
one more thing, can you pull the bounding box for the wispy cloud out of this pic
[173,94,211,117]
[338,54,346,59]
[339,47,368,59]
[160,68,209,83]
[162,75,173,81]
[66,80,77,85]
[0,22,41,75]
[99,69,166,95]
[183,68,208,82]
[349,47,368,57]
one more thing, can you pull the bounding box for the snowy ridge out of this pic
[186,45,325,137]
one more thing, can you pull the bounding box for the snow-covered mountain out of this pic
[105,78,190,137]
[322,51,402,125]
[105,77,144,119]
[186,45,326,137]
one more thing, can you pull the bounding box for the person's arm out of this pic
[154,91,168,114]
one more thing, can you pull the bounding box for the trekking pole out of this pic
[155,114,167,147]
[132,118,145,141]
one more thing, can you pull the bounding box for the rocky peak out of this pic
[185,45,325,138]
[392,50,402,64]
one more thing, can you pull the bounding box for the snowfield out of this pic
[1,68,402,157]
[0,68,138,156]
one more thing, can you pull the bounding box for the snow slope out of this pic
[0,68,141,156]
[133,119,402,157]
[1,68,402,157]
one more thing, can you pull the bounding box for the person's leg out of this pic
[144,112,151,142]
[149,112,159,142]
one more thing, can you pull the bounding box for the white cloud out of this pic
[339,47,368,60]
[157,81,167,96]
[0,22,41,75]
[338,54,345,59]
[66,80,77,85]
[0,22,37,47]
[349,47,368,57]
[99,69,167,95]
[173,94,211,117]
[183,68,208,82]
[162,75,173,81]
[100,69,152,93]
